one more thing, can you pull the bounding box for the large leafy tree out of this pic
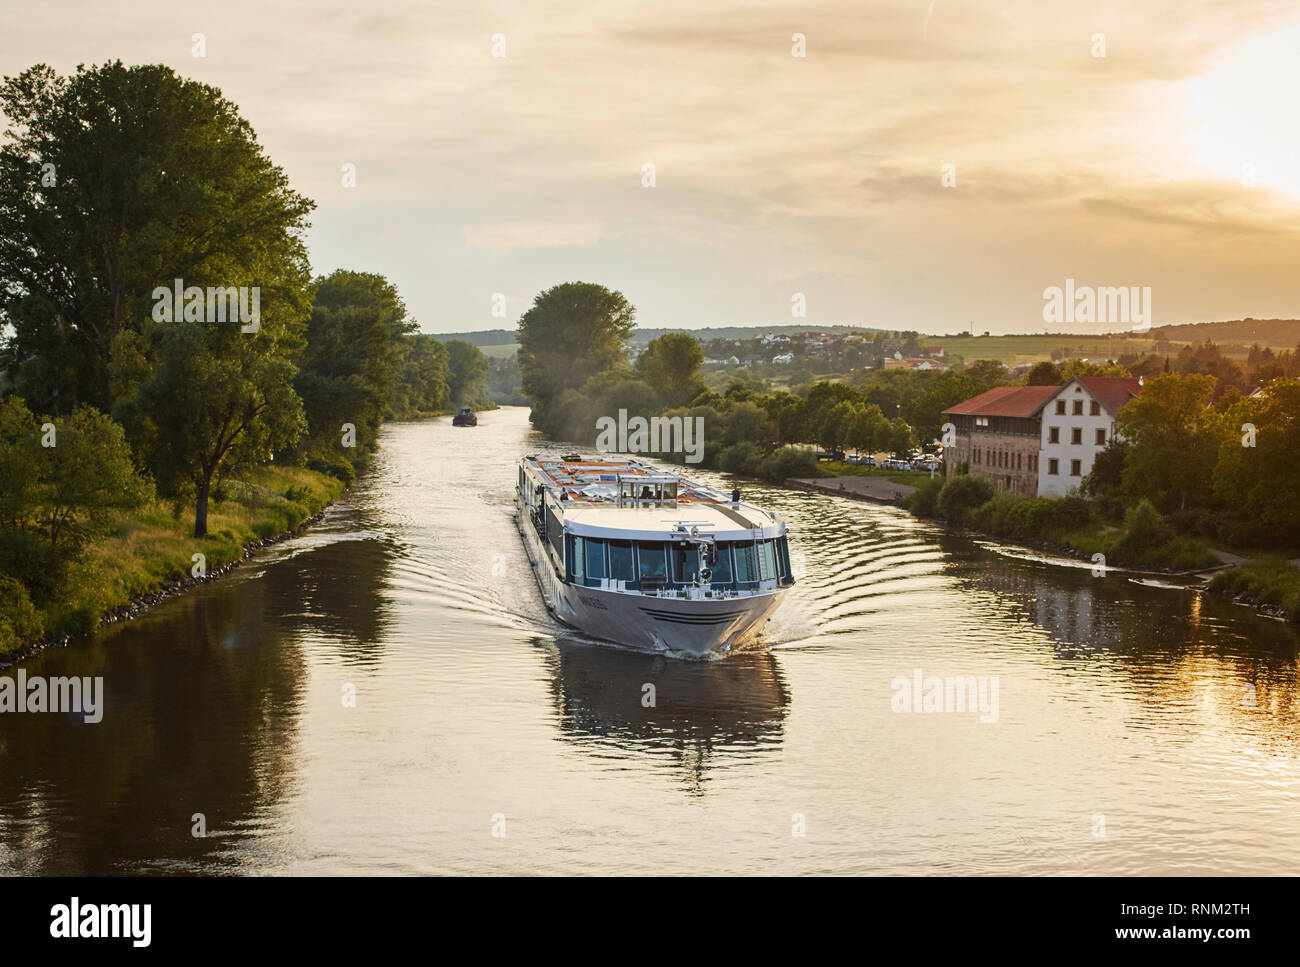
[120,318,307,538]
[296,270,416,462]
[1213,378,1300,545]
[393,334,451,417]
[442,339,490,407]
[0,61,316,538]
[517,282,635,433]
[1114,373,1219,512]
[635,332,706,408]
[0,61,315,413]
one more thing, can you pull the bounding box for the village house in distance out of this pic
[941,376,1143,498]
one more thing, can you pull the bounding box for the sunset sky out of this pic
[4,0,1299,334]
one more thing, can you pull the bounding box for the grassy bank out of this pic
[1209,560,1300,623]
[819,459,931,486]
[904,475,1219,572]
[1,465,344,655]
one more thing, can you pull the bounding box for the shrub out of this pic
[905,476,945,517]
[1110,499,1174,562]
[1168,507,1216,539]
[716,442,763,475]
[0,575,43,653]
[755,447,818,481]
[971,492,1023,536]
[306,447,357,484]
[1124,499,1174,545]
[936,474,994,523]
[1211,559,1300,622]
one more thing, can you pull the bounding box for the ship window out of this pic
[572,537,586,582]
[776,536,793,584]
[585,538,606,582]
[672,541,700,584]
[609,541,635,583]
[734,542,758,583]
[708,543,733,585]
[546,507,564,558]
[757,539,777,581]
[637,542,667,584]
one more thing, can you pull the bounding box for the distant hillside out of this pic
[1147,318,1300,348]
[429,329,516,347]
[433,323,894,351]
[432,318,1300,356]
[631,324,892,344]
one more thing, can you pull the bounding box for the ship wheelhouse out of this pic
[564,531,793,596]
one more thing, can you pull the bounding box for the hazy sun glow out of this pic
[1183,23,1300,196]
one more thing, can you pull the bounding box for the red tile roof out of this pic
[943,385,1059,418]
[1070,376,1143,415]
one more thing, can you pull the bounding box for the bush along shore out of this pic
[1208,560,1300,623]
[0,465,345,662]
[901,473,1221,575]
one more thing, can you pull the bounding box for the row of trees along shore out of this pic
[0,61,489,652]
[518,282,1300,619]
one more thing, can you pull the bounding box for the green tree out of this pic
[1025,361,1064,385]
[636,332,706,408]
[1213,377,1300,545]
[393,334,451,417]
[443,339,490,407]
[0,62,314,414]
[121,319,307,538]
[1114,373,1218,512]
[517,282,635,433]
[296,270,415,463]
[0,397,148,595]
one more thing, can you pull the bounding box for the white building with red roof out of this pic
[941,376,1143,498]
[1037,376,1142,497]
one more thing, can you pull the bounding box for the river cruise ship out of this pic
[517,454,794,656]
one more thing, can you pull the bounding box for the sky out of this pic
[3,0,1300,335]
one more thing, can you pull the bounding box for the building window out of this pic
[1055,400,1066,415]
[1095,427,1106,446]
[1070,459,1081,476]
[1049,427,1060,444]
[1048,458,1059,475]
[1073,400,1083,415]
[1071,427,1082,445]
[1090,400,1100,416]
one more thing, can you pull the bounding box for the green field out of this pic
[479,342,519,359]
[929,334,1165,366]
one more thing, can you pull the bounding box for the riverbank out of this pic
[770,467,1298,624]
[0,465,346,662]
[1208,559,1300,623]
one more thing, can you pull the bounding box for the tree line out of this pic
[0,61,487,643]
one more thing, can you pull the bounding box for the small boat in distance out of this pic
[516,454,795,657]
[452,407,477,427]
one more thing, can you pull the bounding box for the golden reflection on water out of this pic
[1,407,1298,875]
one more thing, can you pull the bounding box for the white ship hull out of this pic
[517,495,785,656]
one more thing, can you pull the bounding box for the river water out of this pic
[2,406,1298,875]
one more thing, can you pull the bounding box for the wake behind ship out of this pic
[516,454,794,656]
